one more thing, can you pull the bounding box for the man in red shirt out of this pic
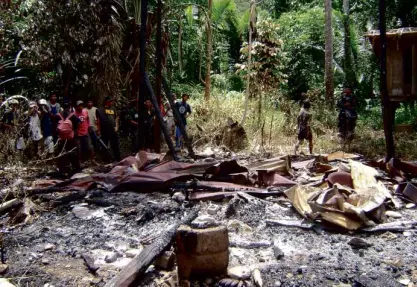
[74,100,95,163]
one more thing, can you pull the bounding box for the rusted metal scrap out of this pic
[396,182,417,203]
[283,161,392,231]
[247,156,292,175]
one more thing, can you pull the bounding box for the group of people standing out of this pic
[0,92,192,174]
[122,93,192,153]
[0,94,121,174]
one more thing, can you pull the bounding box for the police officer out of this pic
[97,96,121,161]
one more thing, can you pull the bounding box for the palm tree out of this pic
[204,0,213,101]
[324,0,334,106]
[343,0,355,87]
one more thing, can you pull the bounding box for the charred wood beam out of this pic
[144,73,178,161]
[138,0,149,149]
[153,0,163,153]
[0,199,22,215]
[161,76,195,157]
[50,190,87,207]
[104,208,198,287]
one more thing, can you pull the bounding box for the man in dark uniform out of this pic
[174,94,191,149]
[126,99,139,154]
[143,99,155,151]
[97,96,121,161]
[338,88,357,141]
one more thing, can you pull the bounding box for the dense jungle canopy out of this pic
[1,0,417,106]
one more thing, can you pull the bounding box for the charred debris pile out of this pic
[1,149,417,286]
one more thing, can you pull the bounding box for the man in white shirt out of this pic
[27,101,43,158]
[86,99,99,149]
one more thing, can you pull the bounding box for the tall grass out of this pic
[185,88,417,160]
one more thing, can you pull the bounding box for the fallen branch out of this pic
[266,218,314,230]
[104,208,199,287]
[0,199,23,215]
[361,221,417,233]
[28,147,76,165]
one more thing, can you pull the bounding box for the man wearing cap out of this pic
[39,99,54,155]
[174,93,192,149]
[74,100,95,163]
[47,93,62,143]
[97,96,120,161]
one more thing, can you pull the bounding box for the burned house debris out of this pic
[1,148,417,286]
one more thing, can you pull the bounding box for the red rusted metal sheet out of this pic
[204,160,248,176]
[262,172,296,187]
[209,173,251,186]
[327,172,353,188]
[146,161,216,174]
[111,172,194,193]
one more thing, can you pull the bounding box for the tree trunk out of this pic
[178,20,183,74]
[131,21,140,104]
[241,0,255,126]
[199,39,206,85]
[257,91,262,128]
[343,0,354,87]
[324,0,334,106]
[204,0,213,101]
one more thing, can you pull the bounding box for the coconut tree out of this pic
[324,0,334,106]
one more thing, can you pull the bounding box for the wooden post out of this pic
[145,73,178,160]
[153,0,163,153]
[138,0,149,150]
[379,0,395,160]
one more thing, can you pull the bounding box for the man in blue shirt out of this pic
[47,93,62,143]
[39,99,54,155]
[174,94,191,149]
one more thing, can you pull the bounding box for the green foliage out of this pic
[277,7,328,100]
[24,0,124,100]
[236,17,287,94]
[395,104,417,126]
[1,0,124,102]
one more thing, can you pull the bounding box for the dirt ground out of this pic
[3,182,417,287]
